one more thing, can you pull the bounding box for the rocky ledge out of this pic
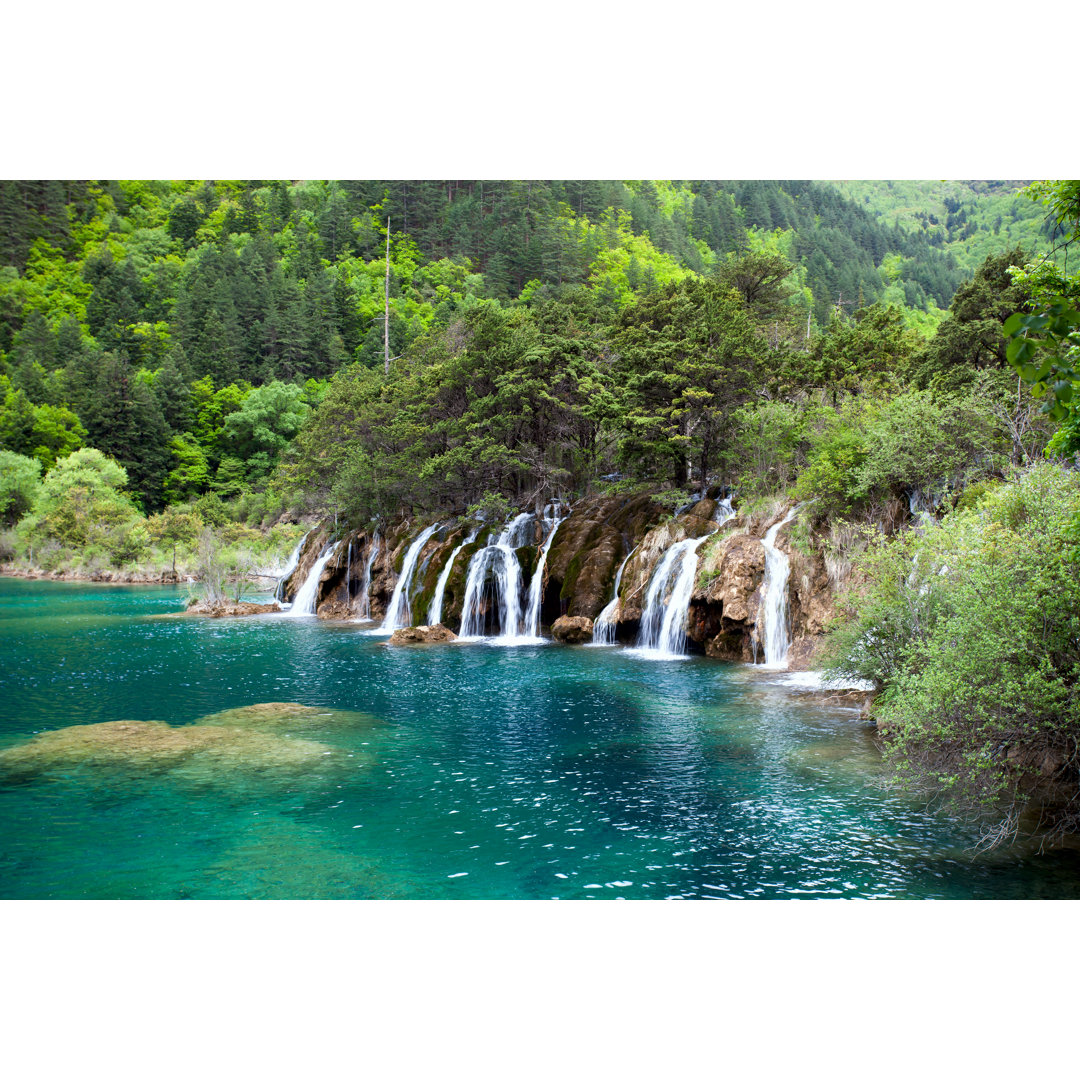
[388,624,457,644]
[550,615,594,644]
[185,600,283,617]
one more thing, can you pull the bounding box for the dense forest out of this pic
[0,177,1054,525]
[2,176,1079,843]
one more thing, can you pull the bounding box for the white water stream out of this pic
[379,524,442,633]
[459,507,568,643]
[281,541,341,618]
[427,526,480,626]
[275,529,313,601]
[458,513,533,640]
[630,536,707,659]
[519,504,566,641]
[757,506,799,668]
[354,534,381,621]
[591,547,635,646]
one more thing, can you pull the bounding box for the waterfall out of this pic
[355,534,381,620]
[907,487,942,530]
[591,547,635,645]
[713,496,735,526]
[282,541,341,618]
[757,506,799,668]
[380,523,442,632]
[459,512,534,640]
[427,526,480,626]
[631,536,707,659]
[275,529,312,601]
[520,503,566,640]
[346,542,352,602]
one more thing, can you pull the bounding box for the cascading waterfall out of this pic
[379,523,442,633]
[275,529,312,601]
[757,506,799,668]
[631,536,707,659]
[713,496,735,526]
[355,534,381,620]
[458,512,534,640]
[520,503,566,641]
[591,547,636,645]
[427,526,480,626]
[282,541,341,618]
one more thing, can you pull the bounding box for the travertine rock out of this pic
[388,623,458,644]
[550,615,594,644]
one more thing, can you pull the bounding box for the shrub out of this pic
[0,450,42,526]
[825,463,1080,844]
[105,520,150,567]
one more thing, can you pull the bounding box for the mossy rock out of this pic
[0,719,337,782]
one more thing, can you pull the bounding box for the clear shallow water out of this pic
[3,578,1079,900]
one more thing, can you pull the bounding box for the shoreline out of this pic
[0,566,281,587]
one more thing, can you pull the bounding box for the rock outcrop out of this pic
[388,623,457,644]
[685,531,766,660]
[186,600,282,617]
[278,494,839,666]
[550,615,594,643]
[545,493,666,621]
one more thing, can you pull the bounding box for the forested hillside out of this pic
[833,180,1064,277]
[0,177,1024,526]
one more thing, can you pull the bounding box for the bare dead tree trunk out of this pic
[384,217,391,377]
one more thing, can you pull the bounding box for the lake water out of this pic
[3,577,1079,900]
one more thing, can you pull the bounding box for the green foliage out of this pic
[614,277,769,487]
[0,449,42,525]
[164,433,211,503]
[218,380,309,485]
[803,304,919,397]
[826,463,1080,841]
[794,390,1000,521]
[730,399,806,496]
[104,518,150,567]
[0,376,85,468]
[911,248,1030,390]
[793,407,871,519]
[465,492,512,523]
[18,447,139,548]
[1000,183,1080,446]
[147,504,201,573]
[194,490,229,527]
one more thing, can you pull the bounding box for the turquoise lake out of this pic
[3,577,1079,900]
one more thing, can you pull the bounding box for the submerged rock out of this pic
[195,702,379,730]
[388,623,457,644]
[0,719,334,781]
[550,615,594,644]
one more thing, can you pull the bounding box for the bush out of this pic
[105,520,150,567]
[825,463,1080,844]
[795,391,1001,522]
[19,448,140,549]
[194,491,229,527]
[731,400,806,496]
[0,450,42,526]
